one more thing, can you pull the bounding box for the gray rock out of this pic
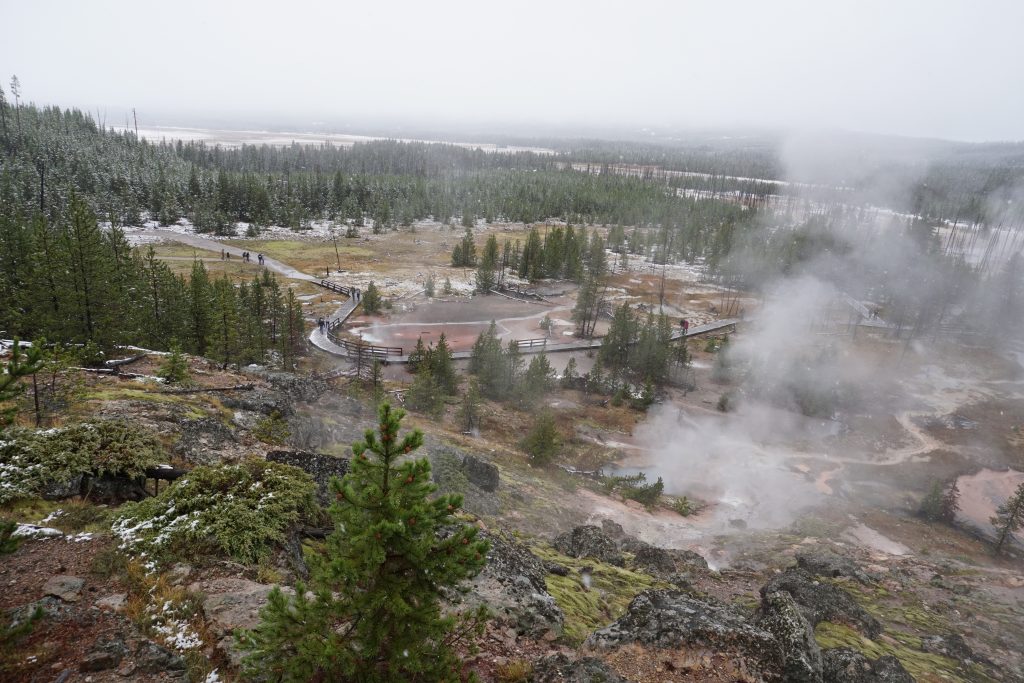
[94,593,127,613]
[43,575,85,602]
[822,648,876,682]
[546,561,570,576]
[135,641,187,673]
[266,449,349,505]
[762,567,882,638]
[461,455,499,492]
[600,518,626,541]
[756,590,823,683]
[221,389,294,417]
[873,655,916,682]
[168,563,193,586]
[192,577,294,667]
[553,525,624,566]
[822,648,915,683]
[79,638,125,672]
[584,590,785,680]
[173,417,237,465]
[620,538,676,576]
[671,548,710,570]
[920,633,981,664]
[462,533,563,636]
[81,473,149,503]
[532,653,626,682]
[796,549,872,584]
[40,473,84,501]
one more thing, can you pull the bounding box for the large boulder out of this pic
[192,577,293,667]
[220,389,294,417]
[796,549,872,584]
[173,417,237,465]
[554,525,624,566]
[822,648,915,683]
[81,473,149,503]
[620,537,676,576]
[532,653,626,682]
[762,567,881,638]
[266,449,349,505]
[756,590,823,683]
[461,533,563,637]
[461,455,499,492]
[584,589,785,680]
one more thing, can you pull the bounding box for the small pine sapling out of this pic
[238,403,489,682]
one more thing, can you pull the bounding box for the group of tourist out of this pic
[218,250,265,265]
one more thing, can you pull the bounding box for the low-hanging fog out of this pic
[625,133,1024,533]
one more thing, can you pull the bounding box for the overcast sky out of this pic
[2,0,1022,142]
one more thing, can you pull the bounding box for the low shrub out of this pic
[0,421,164,505]
[112,459,316,566]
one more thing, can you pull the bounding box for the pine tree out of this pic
[991,482,1024,555]
[521,351,555,404]
[561,356,579,389]
[0,339,43,430]
[476,234,499,293]
[211,275,239,369]
[238,403,489,682]
[408,336,429,373]
[429,333,458,395]
[157,343,191,385]
[406,367,444,419]
[187,260,213,355]
[459,227,477,267]
[361,281,383,314]
[459,379,482,433]
[521,411,559,466]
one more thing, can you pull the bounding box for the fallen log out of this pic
[105,352,148,369]
[161,383,255,394]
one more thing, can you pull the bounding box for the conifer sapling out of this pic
[238,403,489,682]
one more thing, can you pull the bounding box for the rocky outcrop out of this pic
[620,538,676,576]
[584,590,786,680]
[762,567,882,638]
[266,449,349,504]
[822,648,915,682]
[461,455,499,492]
[221,389,294,417]
[192,577,293,666]
[796,549,872,584]
[82,473,150,503]
[756,590,823,683]
[462,532,563,637]
[532,653,626,682]
[554,525,624,566]
[921,633,982,664]
[173,417,237,465]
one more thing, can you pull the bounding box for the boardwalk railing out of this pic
[325,329,403,359]
[515,338,548,350]
[318,280,356,297]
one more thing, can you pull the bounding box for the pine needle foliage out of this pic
[238,403,489,682]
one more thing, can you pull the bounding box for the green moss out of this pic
[829,578,949,633]
[529,541,667,644]
[815,622,966,682]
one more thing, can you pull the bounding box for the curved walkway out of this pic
[132,229,316,281]
[311,318,742,363]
